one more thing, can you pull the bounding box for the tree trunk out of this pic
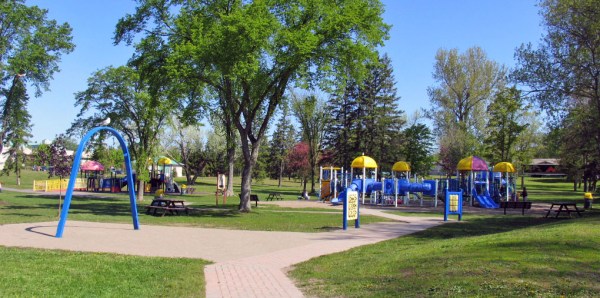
[137,180,145,201]
[278,159,284,187]
[226,145,235,197]
[238,136,259,212]
[310,165,316,194]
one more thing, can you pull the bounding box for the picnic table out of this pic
[266,192,283,201]
[545,202,583,218]
[146,199,189,216]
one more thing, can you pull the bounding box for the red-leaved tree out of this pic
[286,142,311,192]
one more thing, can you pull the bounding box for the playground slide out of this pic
[474,194,499,208]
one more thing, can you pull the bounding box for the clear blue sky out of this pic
[25,0,544,142]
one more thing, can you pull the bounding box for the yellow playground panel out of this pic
[319,166,341,201]
[33,178,86,192]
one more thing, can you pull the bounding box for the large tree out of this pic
[513,0,600,166]
[0,0,74,154]
[426,47,506,170]
[115,0,389,211]
[71,66,182,201]
[325,54,404,170]
[0,76,31,185]
[268,100,296,186]
[292,93,327,194]
[400,123,435,177]
[483,86,528,164]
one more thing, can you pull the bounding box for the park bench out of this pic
[239,194,260,207]
[500,201,532,215]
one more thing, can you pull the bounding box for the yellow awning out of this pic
[392,161,410,172]
[351,155,377,169]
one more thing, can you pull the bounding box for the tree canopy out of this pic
[115,0,389,211]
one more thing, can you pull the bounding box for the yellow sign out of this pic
[449,194,458,212]
[347,191,359,220]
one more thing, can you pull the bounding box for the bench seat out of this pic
[500,201,532,215]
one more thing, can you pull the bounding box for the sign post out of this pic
[444,190,463,221]
[343,188,360,230]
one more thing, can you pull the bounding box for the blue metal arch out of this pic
[55,126,140,238]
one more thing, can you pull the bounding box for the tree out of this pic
[268,100,296,186]
[400,123,435,177]
[0,0,74,154]
[160,119,208,185]
[37,134,73,214]
[71,66,183,201]
[426,47,506,166]
[325,54,404,170]
[287,142,311,192]
[115,0,389,211]
[483,86,528,164]
[1,76,32,185]
[292,93,327,194]
[513,0,600,169]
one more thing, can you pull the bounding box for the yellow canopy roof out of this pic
[158,157,172,165]
[457,156,488,171]
[493,162,516,173]
[392,161,410,172]
[351,155,378,169]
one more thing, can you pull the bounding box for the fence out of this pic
[33,178,86,192]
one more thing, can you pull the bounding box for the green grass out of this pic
[0,247,208,297]
[290,176,600,298]
[0,189,388,232]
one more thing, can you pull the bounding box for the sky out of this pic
[24,0,545,143]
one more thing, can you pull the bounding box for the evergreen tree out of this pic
[268,101,296,186]
[1,77,32,185]
[401,123,435,177]
[324,54,404,171]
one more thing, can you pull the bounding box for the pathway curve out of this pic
[0,191,443,297]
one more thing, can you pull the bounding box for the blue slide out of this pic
[472,188,499,208]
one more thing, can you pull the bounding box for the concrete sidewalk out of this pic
[0,208,442,297]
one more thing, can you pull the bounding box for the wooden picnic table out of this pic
[266,192,283,201]
[146,199,189,216]
[545,202,583,218]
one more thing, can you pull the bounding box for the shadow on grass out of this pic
[411,215,593,240]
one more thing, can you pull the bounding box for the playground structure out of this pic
[456,155,498,208]
[147,156,183,194]
[329,155,437,207]
[319,166,343,201]
[441,157,519,209]
[492,161,517,202]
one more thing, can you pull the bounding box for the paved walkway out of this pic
[0,193,443,297]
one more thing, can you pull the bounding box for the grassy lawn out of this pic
[290,177,600,297]
[0,246,208,297]
[2,171,599,297]
[0,172,389,296]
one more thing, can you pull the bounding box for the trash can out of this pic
[584,192,593,209]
